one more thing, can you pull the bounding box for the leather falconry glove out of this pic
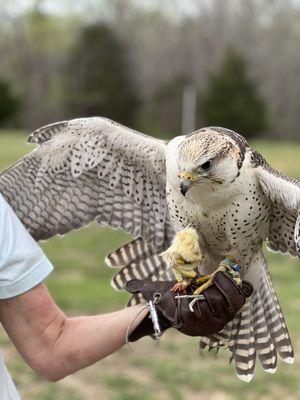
[125,270,253,342]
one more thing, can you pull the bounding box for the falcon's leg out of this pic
[193,275,211,284]
[193,264,228,295]
[193,276,214,295]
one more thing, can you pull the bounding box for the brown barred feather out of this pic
[199,262,293,381]
[106,238,156,268]
[0,118,174,250]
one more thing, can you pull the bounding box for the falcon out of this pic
[0,118,299,382]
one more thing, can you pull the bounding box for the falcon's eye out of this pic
[200,160,212,171]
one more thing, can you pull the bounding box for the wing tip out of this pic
[27,134,38,144]
[27,120,69,144]
[282,356,294,365]
[110,276,123,291]
[105,255,115,268]
[110,277,118,290]
[264,367,277,374]
[237,373,253,383]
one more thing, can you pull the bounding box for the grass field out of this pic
[0,131,300,400]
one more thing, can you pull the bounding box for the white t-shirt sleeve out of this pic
[0,194,53,299]
[0,353,21,400]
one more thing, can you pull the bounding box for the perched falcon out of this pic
[0,118,299,382]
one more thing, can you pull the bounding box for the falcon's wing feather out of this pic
[0,117,173,250]
[252,150,300,256]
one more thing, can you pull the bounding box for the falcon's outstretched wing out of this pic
[252,150,300,257]
[0,117,174,251]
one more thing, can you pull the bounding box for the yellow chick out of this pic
[161,227,203,292]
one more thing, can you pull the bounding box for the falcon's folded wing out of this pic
[252,150,300,257]
[0,117,173,250]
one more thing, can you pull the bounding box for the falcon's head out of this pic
[175,127,248,196]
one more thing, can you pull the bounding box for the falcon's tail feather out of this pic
[200,254,294,382]
[106,238,173,292]
[252,294,277,373]
[105,238,155,268]
[229,301,256,382]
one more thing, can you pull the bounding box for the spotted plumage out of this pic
[0,119,299,382]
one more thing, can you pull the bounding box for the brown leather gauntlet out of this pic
[125,271,253,342]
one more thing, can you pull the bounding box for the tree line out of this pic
[0,0,298,140]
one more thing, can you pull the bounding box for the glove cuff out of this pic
[125,279,172,342]
[128,311,171,342]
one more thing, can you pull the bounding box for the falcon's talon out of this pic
[192,259,240,295]
[193,277,214,295]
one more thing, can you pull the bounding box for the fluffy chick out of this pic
[161,227,203,292]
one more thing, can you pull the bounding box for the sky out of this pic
[1,0,299,20]
[0,0,200,17]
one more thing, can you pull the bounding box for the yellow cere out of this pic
[177,171,198,182]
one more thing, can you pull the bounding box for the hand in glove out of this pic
[125,270,253,342]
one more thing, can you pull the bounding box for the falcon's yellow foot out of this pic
[193,276,214,295]
[171,281,189,293]
[193,274,211,284]
[233,277,242,286]
[192,263,228,295]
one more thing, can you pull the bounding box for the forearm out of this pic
[0,283,145,382]
[43,306,144,381]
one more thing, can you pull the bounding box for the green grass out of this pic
[0,130,300,399]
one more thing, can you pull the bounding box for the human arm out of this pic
[0,283,144,382]
[0,192,145,382]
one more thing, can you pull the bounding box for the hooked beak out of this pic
[178,171,198,196]
[179,179,192,196]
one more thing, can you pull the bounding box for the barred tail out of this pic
[106,238,173,295]
[200,253,294,382]
[105,238,154,268]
